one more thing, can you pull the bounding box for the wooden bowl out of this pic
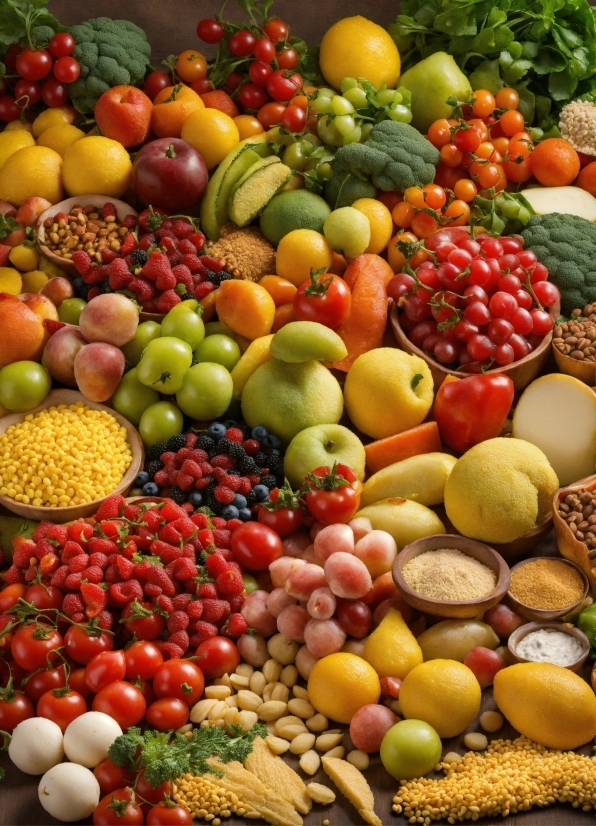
[139,311,165,323]
[508,621,590,672]
[393,533,510,619]
[489,515,554,564]
[552,344,596,385]
[36,196,138,279]
[552,474,596,591]
[390,301,560,393]
[505,556,589,621]
[0,389,144,521]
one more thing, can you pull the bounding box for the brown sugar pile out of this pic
[401,548,496,601]
[206,223,276,282]
[509,558,585,609]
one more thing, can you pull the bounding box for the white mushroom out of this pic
[63,711,122,768]
[8,717,64,775]
[38,762,100,822]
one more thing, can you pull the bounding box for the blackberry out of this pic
[196,435,215,451]
[131,249,147,266]
[169,486,187,504]
[261,474,277,489]
[205,270,233,287]
[147,460,164,478]
[254,452,269,468]
[227,442,245,462]
[205,492,221,514]
[228,469,241,476]
[167,434,187,451]
[99,278,111,294]
[148,443,168,461]
[245,490,257,505]
[76,281,93,301]
[239,455,257,473]
[217,437,233,455]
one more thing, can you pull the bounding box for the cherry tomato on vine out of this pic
[190,76,214,95]
[37,688,86,732]
[94,758,136,796]
[238,82,268,110]
[264,19,289,41]
[68,666,93,698]
[231,522,282,571]
[277,47,299,70]
[14,79,41,107]
[152,658,204,705]
[11,623,62,672]
[303,463,361,524]
[64,624,113,665]
[52,56,80,83]
[136,770,172,807]
[49,32,75,57]
[25,583,63,615]
[121,599,165,640]
[194,637,240,679]
[225,71,244,92]
[253,37,276,63]
[41,77,68,107]
[453,126,482,154]
[196,18,225,44]
[280,104,306,132]
[294,270,351,330]
[93,788,144,826]
[92,680,146,729]
[257,101,285,128]
[229,29,256,57]
[0,684,34,732]
[258,483,303,536]
[85,650,126,693]
[144,697,189,731]
[16,48,52,81]
[267,69,302,102]
[144,70,171,100]
[23,664,66,703]
[123,640,163,681]
[0,95,21,122]
[146,802,192,825]
[0,583,26,613]
[175,50,207,83]
[249,60,273,87]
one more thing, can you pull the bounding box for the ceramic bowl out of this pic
[36,196,138,278]
[393,533,510,619]
[0,389,143,521]
[508,621,590,672]
[505,556,589,621]
[553,473,596,591]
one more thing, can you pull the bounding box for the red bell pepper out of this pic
[434,374,514,454]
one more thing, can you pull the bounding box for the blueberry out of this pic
[251,425,269,441]
[220,504,240,520]
[189,491,203,508]
[263,433,282,450]
[233,494,247,509]
[143,481,160,496]
[267,448,281,459]
[252,484,269,502]
[223,419,238,429]
[72,276,85,296]
[208,422,227,440]
[238,507,252,522]
[135,471,150,487]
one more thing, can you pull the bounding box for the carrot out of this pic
[330,253,394,372]
[364,421,443,475]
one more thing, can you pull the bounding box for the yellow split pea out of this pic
[0,402,132,507]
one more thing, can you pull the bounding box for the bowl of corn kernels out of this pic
[0,389,144,521]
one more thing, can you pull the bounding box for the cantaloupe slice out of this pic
[520,186,596,222]
[512,374,596,486]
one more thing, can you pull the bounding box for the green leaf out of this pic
[549,66,578,99]
[502,58,533,84]
[297,44,324,86]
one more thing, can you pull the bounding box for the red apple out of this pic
[42,324,86,386]
[132,137,208,213]
[94,85,153,148]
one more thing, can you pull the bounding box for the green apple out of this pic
[121,321,161,366]
[399,52,472,134]
[284,423,366,488]
[176,362,233,421]
[57,297,87,325]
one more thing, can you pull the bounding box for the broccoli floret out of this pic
[68,17,151,113]
[324,120,439,208]
[30,26,56,48]
[521,213,596,315]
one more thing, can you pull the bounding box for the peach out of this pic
[42,325,86,387]
[94,85,153,148]
[0,200,16,218]
[0,292,46,366]
[40,276,75,306]
[0,246,9,267]
[15,196,53,227]
[2,225,25,248]
[78,293,139,347]
[74,342,125,402]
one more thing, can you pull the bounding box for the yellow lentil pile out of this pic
[509,558,585,609]
[173,773,255,823]
[402,548,496,601]
[393,736,596,823]
[0,402,132,507]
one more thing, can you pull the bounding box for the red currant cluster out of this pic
[388,227,560,369]
[0,33,80,120]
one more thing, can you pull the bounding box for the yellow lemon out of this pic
[181,108,240,170]
[319,16,400,91]
[9,244,38,272]
[4,120,32,133]
[37,124,85,157]
[352,198,393,254]
[399,660,481,738]
[0,129,34,171]
[0,146,63,206]
[276,229,333,287]
[308,653,381,724]
[62,136,132,198]
[32,105,77,139]
[494,662,596,750]
[0,267,23,295]
[21,270,48,293]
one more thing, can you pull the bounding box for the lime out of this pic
[260,190,331,245]
[324,207,370,258]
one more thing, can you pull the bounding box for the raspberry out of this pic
[68,554,89,573]
[142,251,171,282]
[173,593,193,611]
[171,218,194,239]
[237,477,252,495]
[155,289,181,313]
[123,214,139,229]
[80,583,108,618]
[213,486,235,505]
[162,642,185,660]
[109,580,144,607]
[96,495,125,521]
[50,565,69,589]
[147,566,176,596]
[243,439,260,456]
[82,565,104,584]
[201,598,229,624]
[167,630,190,652]
[193,621,218,642]
[211,517,228,530]
[156,594,174,614]
[120,233,137,256]
[173,557,197,581]
[144,583,163,598]
[97,609,114,630]
[101,202,117,220]
[105,565,121,584]
[129,278,156,303]
[215,569,244,597]
[212,529,231,549]
[176,475,194,493]
[188,231,206,251]
[87,552,109,571]
[222,474,241,492]
[167,610,190,632]
[205,553,230,579]
[187,600,203,619]
[0,614,16,633]
[176,239,196,255]
[223,612,248,638]
[4,565,25,585]
[180,459,202,480]
[197,582,217,600]
[63,593,85,616]
[226,428,244,443]
[87,286,101,299]
[65,571,84,590]
[45,524,68,547]
[72,250,93,275]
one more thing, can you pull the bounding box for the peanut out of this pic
[324,745,345,759]
[347,750,370,771]
[280,665,298,687]
[306,713,329,732]
[190,699,218,724]
[316,731,344,751]
[289,732,316,755]
[249,671,267,697]
[288,698,315,719]
[265,735,290,755]
[258,700,288,721]
[236,690,262,712]
[205,685,231,700]
[464,732,488,751]
[262,659,283,684]
[306,783,336,805]
[299,749,320,775]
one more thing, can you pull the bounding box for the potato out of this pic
[417,620,499,662]
[361,452,457,508]
[354,498,445,549]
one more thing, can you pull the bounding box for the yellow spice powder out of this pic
[509,558,584,609]
[402,548,496,601]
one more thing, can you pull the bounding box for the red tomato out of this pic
[145,696,189,731]
[197,18,225,44]
[23,664,66,703]
[280,104,306,132]
[231,522,282,571]
[15,48,52,81]
[0,583,26,613]
[267,69,302,102]
[152,659,204,705]
[85,650,126,693]
[258,502,303,537]
[138,677,156,706]
[53,56,80,83]
[41,76,68,107]
[49,32,75,57]
[303,464,361,524]
[25,584,63,616]
[194,637,240,679]
[277,48,299,70]
[146,802,192,825]
[0,686,34,732]
[136,769,172,806]
[264,19,289,41]
[93,788,144,825]
[92,680,146,729]
[257,101,286,129]
[11,623,63,671]
[68,666,93,699]
[64,624,113,665]
[294,271,351,330]
[121,600,166,640]
[37,688,87,731]
[124,640,163,680]
[144,70,171,100]
[433,374,515,454]
[94,758,136,796]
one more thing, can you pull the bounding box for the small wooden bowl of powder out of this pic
[393,534,510,619]
[505,557,589,621]
[508,621,590,672]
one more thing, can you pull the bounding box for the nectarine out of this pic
[78,293,139,347]
[95,85,153,148]
[42,325,86,386]
[74,342,125,402]
[0,293,46,366]
[15,196,52,227]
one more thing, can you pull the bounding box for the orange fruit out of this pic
[175,50,207,82]
[529,137,580,187]
[233,114,264,140]
[215,280,276,340]
[151,84,204,139]
[258,275,297,306]
[200,89,239,118]
[577,161,596,197]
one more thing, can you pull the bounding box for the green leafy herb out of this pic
[0,214,20,241]
[108,723,267,788]
[0,0,64,50]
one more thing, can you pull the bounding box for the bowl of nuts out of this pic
[36,196,139,279]
[553,474,596,591]
[552,306,596,385]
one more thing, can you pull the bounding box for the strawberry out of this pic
[194,282,214,301]
[88,537,119,556]
[105,565,121,583]
[88,552,109,570]
[129,278,156,302]
[142,508,164,532]
[158,523,182,545]
[191,513,210,529]
[144,583,163,598]
[215,568,244,597]
[155,289,181,313]
[96,609,114,630]
[147,566,176,596]
[24,565,38,582]
[108,261,133,290]
[167,610,190,632]
[175,239,197,256]
[122,214,139,229]
[115,555,135,580]
[100,248,118,264]
[188,231,206,251]
[81,565,104,584]
[109,580,144,607]
[120,233,137,255]
[39,553,59,576]
[101,202,117,220]
[201,599,230,624]
[43,319,67,336]
[155,265,177,291]
[205,553,230,579]
[172,557,196,581]
[172,264,193,292]
[214,486,235,504]
[151,540,183,565]
[228,593,244,613]
[161,501,187,522]
[87,287,101,299]
[96,495,125,521]
[196,528,214,549]
[156,594,174,615]
[123,503,142,522]
[197,582,217,600]
[68,554,89,573]
[45,524,68,547]
[173,593,193,611]
[193,621,218,642]
[222,612,248,638]
[179,253,207,274]
[72,250,93,275]
[12,538,37,568]
[65,571,84,590]
[50,565,69,589]
[80,583,108,619]
[171,219,194,239]
[0,245,10,267]
[63,593,85,616]
[212,529,231,549]
[141,251,171,282]
[187,600,203,619]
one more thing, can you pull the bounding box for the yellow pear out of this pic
[363,608,422,679]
